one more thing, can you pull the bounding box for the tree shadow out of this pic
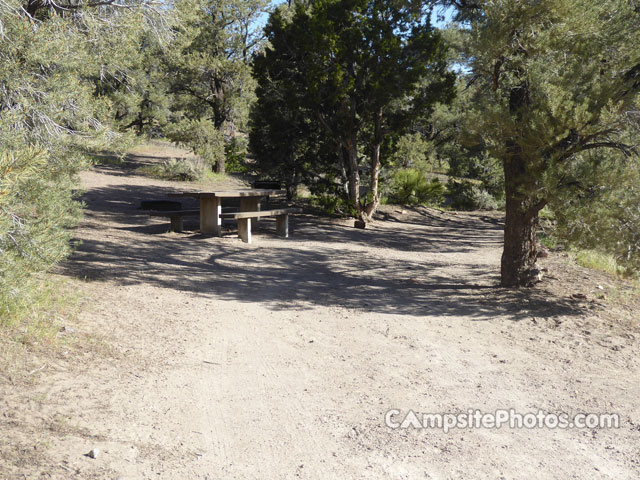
[62,180,584,321]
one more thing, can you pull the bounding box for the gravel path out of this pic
[2,155,639,479]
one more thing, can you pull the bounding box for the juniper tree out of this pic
[250,5,335,201]
[251,0,455,219]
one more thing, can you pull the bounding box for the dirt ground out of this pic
[1,146,640,479]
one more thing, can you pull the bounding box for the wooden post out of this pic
[240,197,260,223]
[200,197,221,236]
[238,218,252,244]
[170,215,183,233]
[276,214,288,238]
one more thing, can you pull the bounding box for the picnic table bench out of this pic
[220,208,302,243]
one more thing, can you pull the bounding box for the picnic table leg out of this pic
[170,215,184,233]
[276,214,288,238]
[240,197,260,224]
[200,197,221,236]
[237,218,252,244]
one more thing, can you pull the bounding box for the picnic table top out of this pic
[169,189,284,199]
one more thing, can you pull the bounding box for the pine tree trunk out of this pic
[215,157,225,174]
[211,77,226,174]
[501,147,545,287]
[500,81,547,287]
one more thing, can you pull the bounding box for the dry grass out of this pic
[127,138,197,159]
[573,249,628,276]
[0,274,115,387]
[128,140,249,188]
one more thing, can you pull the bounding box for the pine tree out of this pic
[0,0,164,318]
[165,0,269,173]
[443,0,640,286]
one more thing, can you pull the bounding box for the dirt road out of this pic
[2,154,639,479]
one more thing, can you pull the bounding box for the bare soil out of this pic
[1,145,639,479]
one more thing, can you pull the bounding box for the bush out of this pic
[138,157,206,181]
[224,137,250,173]
[392,134,434,169]
[165,119,226,171]
[308,194,354,217]
[446,179,500,211]
[388,169,446,205]
[469,186,501,211]
[550,151,640,274]
[447,153,504,198]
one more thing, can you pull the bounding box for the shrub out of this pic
[392,134,433,169]
[469,186,501,211]
[388,169,446,205]
[224,137,250,173]
[138,157,206,181]
[308,194,354,217]
[446,179,500,211]
[165,119,226,171]
[447,153,504,199]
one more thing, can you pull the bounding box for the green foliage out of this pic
[0,148,82,321]
[391,134,438,171]
[251,0,456,217]
[224,137,250,173]
[446,179,500,211]
[448,152,504,199]
[550,152,640,273]
[0,0,166,322]
[250,5,326,200]
[165,0,268,172]
[388,170,445,206]
[419,80,505,199]
[165,119,226,171]
[462,0,639,171]
[116,31,173,136]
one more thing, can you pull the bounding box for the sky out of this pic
[254,1,457,33]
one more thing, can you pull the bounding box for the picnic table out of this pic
[168,189,283,236]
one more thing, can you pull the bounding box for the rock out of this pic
[87,448,100,459]
[537,246,550,258]
[526,264,543,285]
[354,220,366,229]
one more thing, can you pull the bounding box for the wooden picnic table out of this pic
[169,189,284,236]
